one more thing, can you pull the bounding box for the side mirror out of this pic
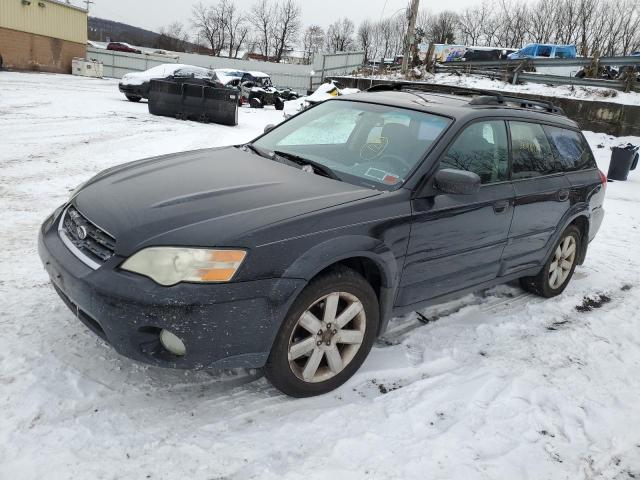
[434,169,481,195]
[264,124,276,134]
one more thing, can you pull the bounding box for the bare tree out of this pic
[426,11,458,44]
[191,2,226,55]
[302,25,325,64]
[458,4,487,46]
[224,0,249,58]
[357,19,377,63]
[157,22,190,52]
[326,18,355,53]
[273,0,302,62]
[249,0,275,58]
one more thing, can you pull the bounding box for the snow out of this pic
[350,72,640,106]
[2,71,640,479]
[121,64,191,86]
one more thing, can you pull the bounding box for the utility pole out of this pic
[84,0,94,13]
[401,0,420,75]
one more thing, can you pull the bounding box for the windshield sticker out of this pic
[364,168,388,181]
[383,174,401,185]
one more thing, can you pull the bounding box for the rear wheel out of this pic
[520,225,581,297]
[274,97,285,110]
[264,268,378,397]
[250,97,263,109]
[125,95,142,102]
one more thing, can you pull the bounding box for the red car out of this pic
[107,42,142,54]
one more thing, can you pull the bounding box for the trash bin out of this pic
[607,144,639,181]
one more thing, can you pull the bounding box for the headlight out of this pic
[120,247,247,286]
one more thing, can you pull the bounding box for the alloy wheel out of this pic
[287,292,366,383]
[548,235,577,289]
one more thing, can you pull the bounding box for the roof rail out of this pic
[366,82,565,115]
[469,94,565,115]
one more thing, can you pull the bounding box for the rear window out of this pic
[543,126,596,171]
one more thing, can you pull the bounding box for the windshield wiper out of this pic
[241,143,270,158]
[272,150,341,181]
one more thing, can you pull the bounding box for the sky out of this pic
[74,0,484,34]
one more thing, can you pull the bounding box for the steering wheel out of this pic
[359,138,389,161]
[376,153,413,172]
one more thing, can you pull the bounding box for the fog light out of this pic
[159,329,186,356]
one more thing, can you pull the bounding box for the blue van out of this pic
[508,44,577,60]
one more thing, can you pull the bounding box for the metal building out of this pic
[0,0,87,73]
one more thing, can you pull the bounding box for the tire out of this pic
[250,97,263,109]
[520,225,581,297]
[264,267,379,397]
[126,95,142,102]
[274,97,285,111]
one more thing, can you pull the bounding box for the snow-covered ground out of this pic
[1,71,640,480]
[348,72,640,106]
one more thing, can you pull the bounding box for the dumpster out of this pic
[607,144,639,181]
[148,79,239,126]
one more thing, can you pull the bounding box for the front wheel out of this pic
[520,225,581,297]
[125,95,142,102]
[264,268,379,397]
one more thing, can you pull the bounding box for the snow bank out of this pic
[1,72,640,480]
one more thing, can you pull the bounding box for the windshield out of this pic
[253,100,451,189]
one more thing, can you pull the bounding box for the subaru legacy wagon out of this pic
[38,85,605,397]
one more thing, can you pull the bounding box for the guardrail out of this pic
[435,56,640,92]
[439,56,640,69]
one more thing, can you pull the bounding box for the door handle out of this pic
[557,189,570,202]
[493,200,509,214]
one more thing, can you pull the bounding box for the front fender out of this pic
[278,235,401,335]
[281,234,399,286]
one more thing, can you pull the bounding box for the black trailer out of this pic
[148,78,239,126]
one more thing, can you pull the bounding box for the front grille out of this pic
[60,206,116,266]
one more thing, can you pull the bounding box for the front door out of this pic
[397,120,515,308]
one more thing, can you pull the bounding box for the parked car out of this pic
[462,47,517,61]
[107,42,143,54]
[119,64,214,102]
[508,43,577,60]
[39,86,605,397]
[508,43,579,77]
[239,71,298,109]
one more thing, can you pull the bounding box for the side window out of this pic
[440,120,509,184]
[510,121,556,178]
[544,126,597,171]
[538,45,553,57]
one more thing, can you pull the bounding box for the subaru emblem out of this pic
[76,226,87,240]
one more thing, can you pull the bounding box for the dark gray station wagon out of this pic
[39,85,606,397]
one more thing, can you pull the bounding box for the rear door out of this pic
[501,120,572,276]
[397,119,514,307]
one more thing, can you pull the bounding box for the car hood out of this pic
[73,147,380,256]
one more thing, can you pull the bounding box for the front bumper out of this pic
[38,210,305,370]
[118,83,148,98]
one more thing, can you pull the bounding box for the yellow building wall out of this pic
[0,0,87,44]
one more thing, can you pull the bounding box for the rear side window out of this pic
[440,120,509,184]
[510,121,556,178]
[543,126,597,171]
